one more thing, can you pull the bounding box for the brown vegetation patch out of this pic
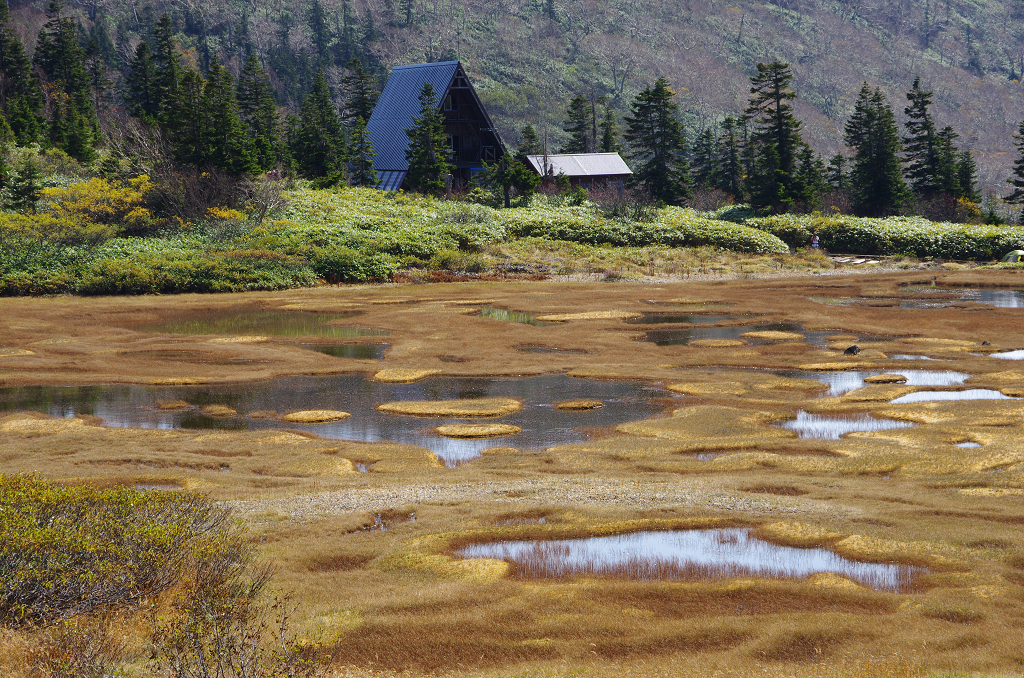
[200,404,236,417]
[372,368,442,383]
[0,348,35,357]
[593,627,751,659]
[377,397,522,418]
[534,310,642,321]
[741,484,808,496]
[156,399,190,410]
[281,410,351,423]
[740,330,805,341]
[755,628,861,662]
[306,553,374,572]
[206,335,268,343]
[436,423,522,438]
[864,374,908,384]
[554,398,604,410]
[690,338,747,347]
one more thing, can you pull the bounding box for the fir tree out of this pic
[6,157,41,213]
[957,149,980,203]
[1005,120,1024,205]
[744,60,803,211]
[480,155,541,208]
[237,53,282,170]
[341,58,378,125]
[307,0,332,68]
[843,84,908,216]
[714,115,744,199]
[84,37,112,120]
[515,123,541,163]
[125,42,159,120]
[691,127,717,190]
[826,154,848,190]
[598,103,620,153]
[903,76,940,195]
[202,59,255,175]
[349,117,379,187]
[623,77,691,205]
[935,125,961,197]
[0,2,42,144]
[404,81,453,195]
[561,94,590,153]
[152,14,181,123]
[168,69,205,166]
[291,69,346,180]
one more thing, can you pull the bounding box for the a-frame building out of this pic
[366,61,505,190]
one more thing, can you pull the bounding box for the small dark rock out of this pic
[982,341,991,346]
[844,345,861,355]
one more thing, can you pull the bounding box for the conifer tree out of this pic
[341,58,378,125]
[404,81,453,195]
[168,69,205,166]
[237,53,282,170]
[744,60,803,211]
[598,103,620,153]
[957,149,980,203]
[0,2,42,145]
[515,123,541,163]
[6,157,41,213]
[623,77,691,205]
[826,154,847,190]
[291,69,346,180]
[307,0,332,68]
[843,84,907,216]
[714,115,744,199]
[202,59,255,175]
[903,76,940,195]
[794,144,828,207]
[561,94,590,153]
[349,117,379,187]
[152,14,181,123]
[1005,120,1024,205]
[125,42,159,120]
[935,125,961,197]
[691,127,717,190]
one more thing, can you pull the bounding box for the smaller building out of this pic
[525,152,632,188]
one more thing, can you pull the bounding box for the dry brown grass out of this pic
[281,410,352,423]
[554,399,604,410]
[5,272,1024,677]
[377,398,522,417]
[436,424,522,438]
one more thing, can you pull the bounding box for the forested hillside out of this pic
[2,0,1023,201]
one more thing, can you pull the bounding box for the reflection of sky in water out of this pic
[781,370,969,396]
[457,528,922,592]
[991,350,1024,361]
[890,389,1014,404]
[910,287,1024,309]
[891,354,938,361]
[955,442,982,448]
[0,375,678,467]
[626,314,738,325]
[641,322,804,346]
[778,410,915,439]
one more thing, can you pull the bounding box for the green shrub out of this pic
[0,474,230,628]
[301,245,398,282]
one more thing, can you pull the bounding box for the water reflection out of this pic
[476,307,559,326]
[890,389,1014,404]
[778,411,916,439]
[457,528,923,592]
[135,309,384,338]
[626,314,738,325]
[299,343,389,360]
[0,375,677,467]
[908,287,1024,308]
[991,350,1024,361]
[781,370,969,397]
[640,322,804,346]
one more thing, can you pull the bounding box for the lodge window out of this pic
[482,146,495,162]
[444,94,453,111]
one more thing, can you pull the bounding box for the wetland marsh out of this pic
[3,269,1024,678]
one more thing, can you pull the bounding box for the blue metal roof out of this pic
[366,61,460,172]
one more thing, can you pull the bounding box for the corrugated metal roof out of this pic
[377,170,407,191]
[526,153,633,177]
[367,61,460,172]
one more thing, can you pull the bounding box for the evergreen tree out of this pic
[957,149,980,203]
[404,81,453,195]
[794,144,828,207]
[307,0,332,68]
[1005,120,1024,205]
[561,94,590,153]
[201,59,255,175]
[291,69,346,180]
[0,2,42,144]
[237,53,282,170]
[714,115,744,199]
[152,14,181,123]
[515,123,541,163]
[84,37,112,120]
[598,103,620,153]
[341,58,378,125]
[623,77,691,205]
[124,42,159,120]
[826,154,848,190]
[168,69,205,166]
[843,84,908,216]
[903,76,940,195]
[744,60,803,211]
[691,127,717,190]
[935,125,961,196]
[480,155,541,207]
[349,117,379,187]
[6,157,41,213]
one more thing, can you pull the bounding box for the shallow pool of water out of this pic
[891,354,938,361]
[626,314,739,325]
[908,287,1024,309]
[781,370,970,397]
[955,442,982,449]
[300,343,389,360]
[134,309,384,338]
[991,350,1024,360]
[456,528,923,592]
[0,375,678,467]
[890,389,1015,404]
[476,307,559,326]
[639,322,805,346]
[777,411,916,439]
